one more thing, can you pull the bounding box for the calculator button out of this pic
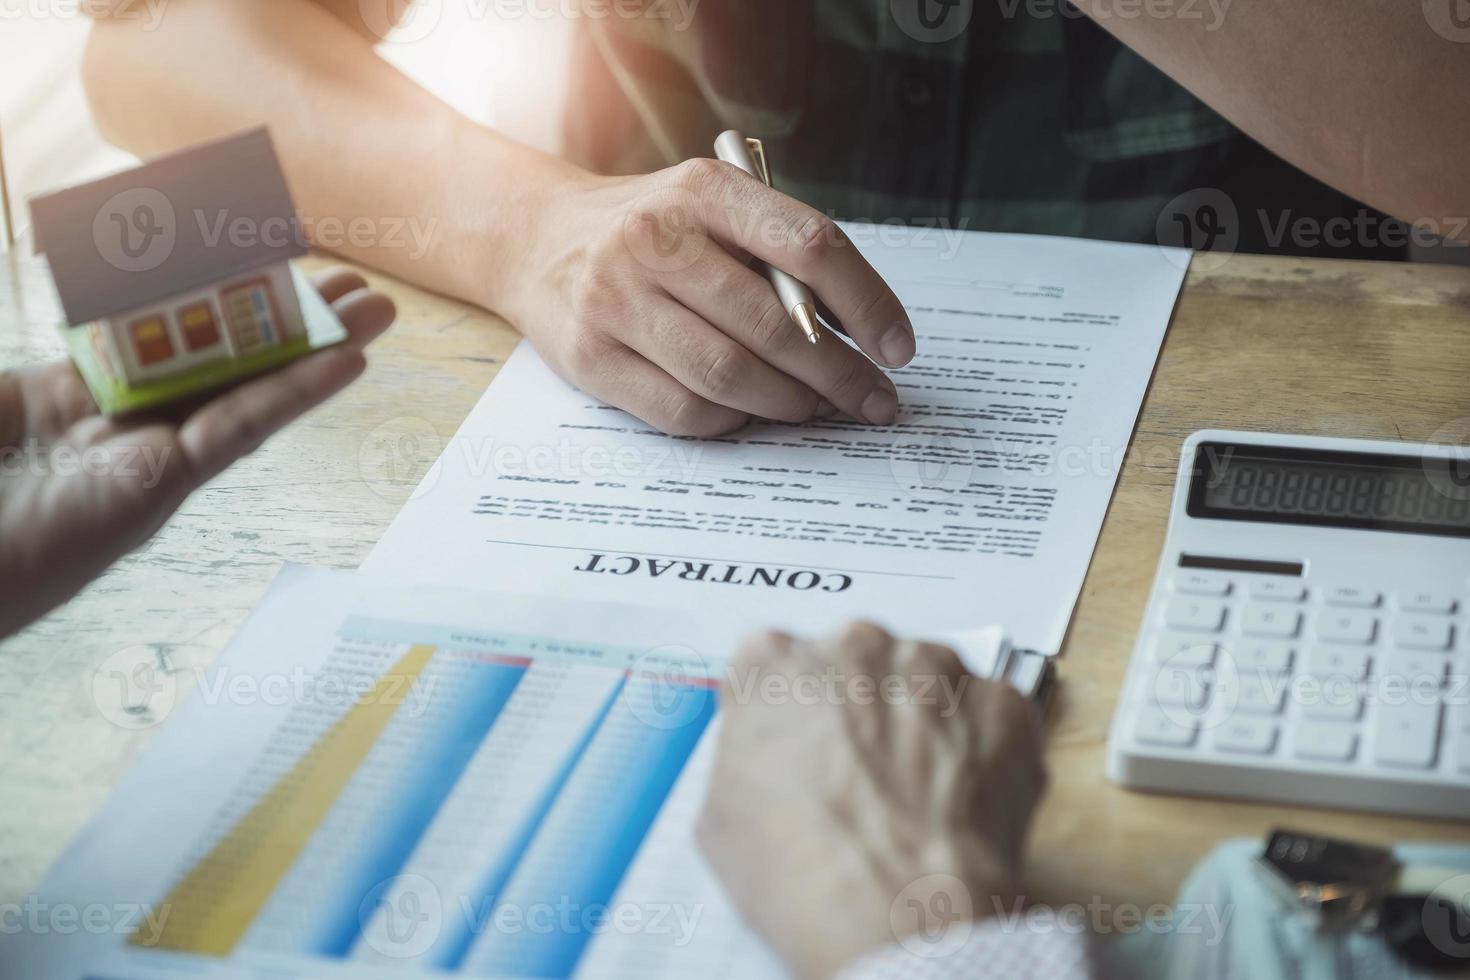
[1149,667,1212,710]
[1153,633,1219,667]
[1241,605,1302,638]
[1249,579,1306,602]
[1393,616,1454,652]
[1233,675,1286,716]
[1294,723,1358,762]
[1387,654,1451,686]
[1228,640,1294,675]
[1315,610,1378,645]
[1399,591,1458,614]
[1306,647,1372,680]
[1172,571,1232,597]
[1324,586,1381,608]
[1134,707,1198,747]
[1303,690,1363,722]
[1214,718,1278,755]
[1163,597,1227,633]
[1373,701,1443,770]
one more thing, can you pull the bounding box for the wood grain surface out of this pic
[2,242,1468,916]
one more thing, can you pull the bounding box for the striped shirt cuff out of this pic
[835,917,1098,980]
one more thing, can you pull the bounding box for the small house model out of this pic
[29,128,344,414]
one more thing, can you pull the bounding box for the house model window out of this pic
[222,280,281,353]
[178,302,221,353]
[129,316,174,367]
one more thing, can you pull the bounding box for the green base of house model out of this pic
[65,330,318,415]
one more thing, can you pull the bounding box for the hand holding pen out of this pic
[499,131,914,436]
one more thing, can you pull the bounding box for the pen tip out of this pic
[793,304,820,344]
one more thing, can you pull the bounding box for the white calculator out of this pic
[1107,430,1470,818]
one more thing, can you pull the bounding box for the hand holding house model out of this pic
[28,128,347,415]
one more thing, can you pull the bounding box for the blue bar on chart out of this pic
[456,673,718,978]
[296,652,530,956]
[423,675,627,970]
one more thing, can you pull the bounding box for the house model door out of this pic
[221,279,280,355]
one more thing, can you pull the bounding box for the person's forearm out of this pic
[83,0,574,311]
[83,1,918,440]
[1076,0,1470,241]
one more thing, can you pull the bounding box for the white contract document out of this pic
[367,228,1189,653]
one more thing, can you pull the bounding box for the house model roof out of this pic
[29,127,307,327]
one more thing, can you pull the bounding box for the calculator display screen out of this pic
[1188,442,1470,537]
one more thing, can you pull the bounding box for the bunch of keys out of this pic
[1257,829,1470,971]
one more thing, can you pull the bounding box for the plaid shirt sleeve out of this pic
[564,0,1407,262]
[834,919,1099,980]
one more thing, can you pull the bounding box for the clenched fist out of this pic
[698,622,1047,979]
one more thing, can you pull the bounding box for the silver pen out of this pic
[713,130,821,344]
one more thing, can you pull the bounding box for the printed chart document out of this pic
[368,228,1189,652]
[5,566,1009,980]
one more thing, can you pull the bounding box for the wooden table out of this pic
[3,242,1469,916]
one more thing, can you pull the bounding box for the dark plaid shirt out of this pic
[564,1,1403,260]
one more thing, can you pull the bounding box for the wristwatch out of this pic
[1256,828,1470,971]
